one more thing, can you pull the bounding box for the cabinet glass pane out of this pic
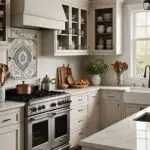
[95,8,113,50]
[81,9,87,50]
[0,0,6,41]
[72,7,79,50]
[57,5,69,50]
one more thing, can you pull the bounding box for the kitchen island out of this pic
[80,107,150,150]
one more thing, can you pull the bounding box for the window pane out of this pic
[147,12,150,26]
[136,27,146,38]
[147,27,150,37]
[136,12,146,26]
[147,40,150,54]
[136,54,145,76]
[136,40,146,55]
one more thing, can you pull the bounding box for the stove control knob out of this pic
[51,103,56,107]
[31,107,37,112]
[58,101,62,105]
[42,105,45,109]
[38,106,42,110]
[62,100,65,104]
[68,100,72,103]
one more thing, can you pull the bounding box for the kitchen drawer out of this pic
[0,108,22,128]
[71,94,88,108]
[71,106,88,119]
[70,128,87,148]
[101,91,122,101]
[70,115,87,132]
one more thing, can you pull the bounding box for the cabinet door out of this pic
[88,92,100,135]
[126,104,148,117]
[0,124,23,150]
[102,102,121,128]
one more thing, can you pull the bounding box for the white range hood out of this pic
[11,0,66,30]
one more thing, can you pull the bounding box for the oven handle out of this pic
[29,113,54,122]
[51,109,71,116]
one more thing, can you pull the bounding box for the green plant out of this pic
[86,58,108,75]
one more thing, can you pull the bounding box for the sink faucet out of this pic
[144,65,150,88]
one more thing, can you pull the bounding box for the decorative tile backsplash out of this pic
[7,28,37,79]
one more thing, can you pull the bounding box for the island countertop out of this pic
[80,107,150,150]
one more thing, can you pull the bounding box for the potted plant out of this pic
[86,58,108,86]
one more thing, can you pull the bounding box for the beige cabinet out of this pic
[70,90,100,148]
[42,0,89,56]
[87,91,100,135]
[101,90,124,128]
[102,101,121,127]
[88,0,123,55]
[125,104,149,117]
[70,93,88,148]
[0,124,23,150]
[0,108,24,150]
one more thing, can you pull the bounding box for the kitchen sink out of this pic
[134,113,150,122]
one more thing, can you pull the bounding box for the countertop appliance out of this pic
[6,89,71,150]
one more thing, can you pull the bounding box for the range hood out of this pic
[11,0,66,30]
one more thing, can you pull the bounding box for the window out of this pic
[132,11,150,77]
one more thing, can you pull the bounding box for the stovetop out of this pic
[6,89,68,102]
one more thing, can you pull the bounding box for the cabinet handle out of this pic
[108,96,114,98]
[2,119,11,123]
[78,109,83,112]
[118,104,120,107]
[79,132,83,135]
[78,99,83,102]
[78,120,84,123]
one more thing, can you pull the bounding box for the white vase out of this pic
[0,86,5,103]
[92,74,101,86]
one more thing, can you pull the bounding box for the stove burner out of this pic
[6,89,67,102]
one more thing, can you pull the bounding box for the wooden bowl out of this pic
[58,84,69,89]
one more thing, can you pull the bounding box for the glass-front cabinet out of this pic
[89,0,124,55]
[0,0,7,45]
[55,2,88,56]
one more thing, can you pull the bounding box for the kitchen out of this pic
[0,0,150,150]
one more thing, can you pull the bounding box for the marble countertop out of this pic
[0,101,25,112]
[57,86,130,95]
[80,107,150,150]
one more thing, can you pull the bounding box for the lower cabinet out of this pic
[70,90,100,148]
[102,101,121,127]
[125,104,149,117]
[100,91,124,128]
[0,108,24,150]
[0,124,23,150]
[87,91,100,135]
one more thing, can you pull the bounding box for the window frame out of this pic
[131,10,150,78]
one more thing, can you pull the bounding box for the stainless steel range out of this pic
[6,89,71,150]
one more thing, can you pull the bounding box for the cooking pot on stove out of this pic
[16,81,32,94]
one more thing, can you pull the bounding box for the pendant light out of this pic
[143,0,150,10]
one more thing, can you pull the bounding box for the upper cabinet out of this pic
[42,0,89,56]
[0,0,7,45]
[89,0,124,55]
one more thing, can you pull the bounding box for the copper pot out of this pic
[16,81,32,94]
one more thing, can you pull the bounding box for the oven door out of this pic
[51,107,70,148]
[26,112,52,150]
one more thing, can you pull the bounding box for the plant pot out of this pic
[92,74,101,86]
[0,86,5,103]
